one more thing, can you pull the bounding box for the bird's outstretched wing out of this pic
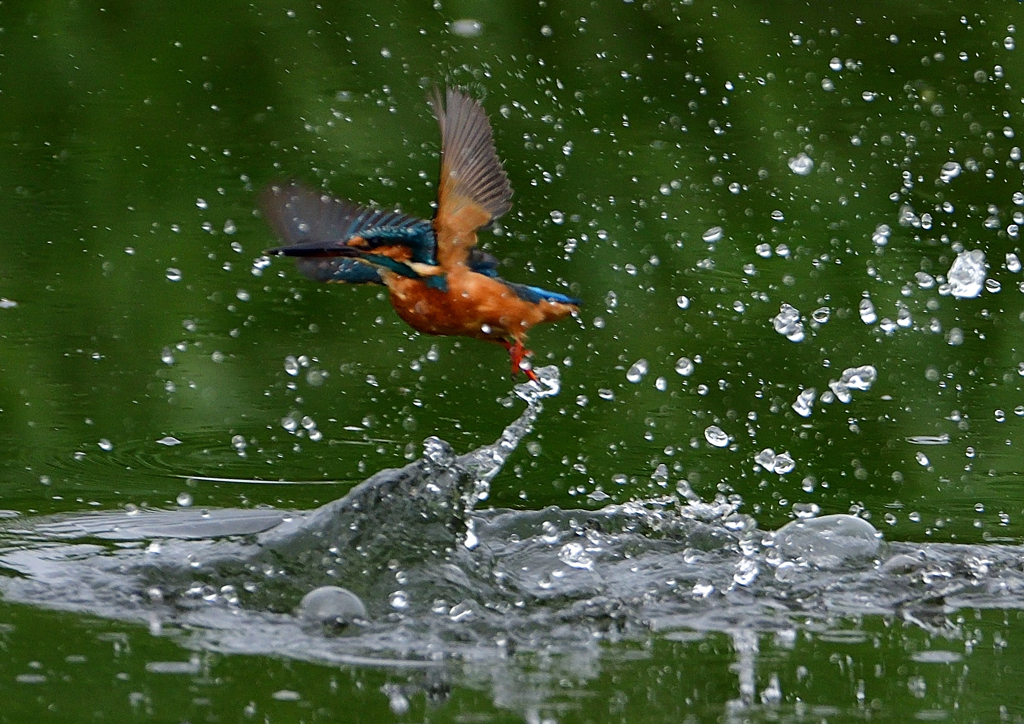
[261,181,435,264]
[428,87,513,266]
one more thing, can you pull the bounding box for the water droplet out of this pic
[675,357,694,376]
[98,438,113,451]
[450,18,483,37]
[938,161,962,183]
[165,268,182,282]
[626,359,648,383]
[676,295,690,309]
[176,492,193,507]
[787,152,814,175]
[772,303,805,342]
[284,355,300,376]
[947,249,986,298]
[156,436,182,446]
[792,387,817,417]
[704,425,730,448]
[702,226,724,243]
[195,198,208,210]
[859,298,877,324]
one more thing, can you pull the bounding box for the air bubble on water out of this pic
[947,327,965,346]
[704,425,730,448]
[176,492,193,507]
[702,226,724,243]
[284,355,300,376]
[755,243,772,258]
[626,359,648,383]
[156,436,182,446]
[98,439,113,451]
[166,268,182,282]
[792,388,817,417]
[655,377,667,391]
[161,347,175,365]
[915,451,930,467]
[1007,253,1022,273]
[196,198,208,210]
[772,303,805,342]
[223,219,237,235]
[859,298,877,324]
[946,249,986,298]
[675,357,694,376]
[811,307,830,324]
[787,152,814,175]
[915,271,935,289]
[676,295,690,309]
[938,161,962,183]
[598,388,614,401]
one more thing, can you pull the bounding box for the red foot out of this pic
[500,339,538,382]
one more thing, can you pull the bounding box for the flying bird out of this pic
[262,87,580,381]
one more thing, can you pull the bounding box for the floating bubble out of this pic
[297,586,367,625]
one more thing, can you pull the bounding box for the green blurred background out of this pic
[1,0,1023,720]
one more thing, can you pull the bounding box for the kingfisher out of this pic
[261,87,580,381]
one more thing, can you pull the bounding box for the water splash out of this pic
[1,365,1024,715]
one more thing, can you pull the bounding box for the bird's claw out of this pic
[506,339,538,382]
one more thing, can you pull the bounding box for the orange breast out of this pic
[382,268,576,341]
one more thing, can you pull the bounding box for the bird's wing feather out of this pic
[500,280,581,306]
[429,88,512,266]
[261,181,435,262]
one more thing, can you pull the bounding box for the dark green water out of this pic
[1,0,1023,720]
